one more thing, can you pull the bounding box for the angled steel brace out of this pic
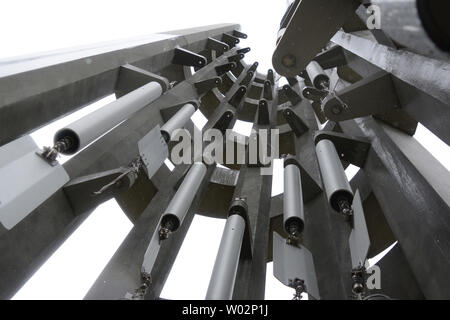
[282,108,309,137]
[228,86,247,108]
[215,62,236,76]
[206,37,230,55]
[222,33,240,48]
[194,77,222,95]
[314,130,371,168]
[172,47,207,68]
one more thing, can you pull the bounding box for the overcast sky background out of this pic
[3,0,449,300]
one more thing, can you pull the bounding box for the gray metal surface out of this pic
[272,232,320,300]
[348,190,370,269]
[206,213,245,300]
[0,136,69,233]
[138,125,168,179]
[322,71,399,122]
[141,217,164,276]
[340,117,450,299]
[63,167,136,215]
[331,30,450,145]
[272,0,360,77]
[161,162,207,231]
[315,139,353,212]
[370,0,450,61]
[283,162,304,233]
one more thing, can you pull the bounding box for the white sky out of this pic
[0,0,287,72]
[3,0,450,301]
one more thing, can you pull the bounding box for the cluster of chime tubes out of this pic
[42,67,353,300]
[139,143,354,300]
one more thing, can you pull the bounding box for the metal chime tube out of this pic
[283,157,305,235]
[160,103,197,142]
[54,81,163,155]
[160,162,207,232]
[206,200,247,300]
[315,139,353,213]
[306,61,330,90]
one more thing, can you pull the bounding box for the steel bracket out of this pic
[282,85,302,106]
[232,30,248,39]
[302,85,326,102]
[215,62,236,76]
[257,100,270,125]
[313,46,348,70]
[63,167,136,215]
[248,62,259,73]
[228,53,245,64]
[237,47,251,54]
[213,110,235,134]
[314,130,371,168]
[273,232,320,300]
[263,81,273,101]
[172,47,207,69]
[322,71,399,122]
[282,108,309,137]
[221,33,240,48]
[228,86,247,108]
[138,125,169,179]
[194,77,222,95]
[206,37,230,55]
[239,71,254,87]
[267,69,275,85]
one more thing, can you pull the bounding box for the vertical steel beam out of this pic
[340,117,450,299]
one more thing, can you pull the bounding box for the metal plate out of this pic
[349,190,370,269]
[138,125,168,179]
[0,135,69,232]
[273,231,320,300]
[141,221,162,275]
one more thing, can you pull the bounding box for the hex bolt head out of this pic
[282,54,296,68]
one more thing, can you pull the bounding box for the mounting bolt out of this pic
[282,54,296,68]
[332,104,343,115]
